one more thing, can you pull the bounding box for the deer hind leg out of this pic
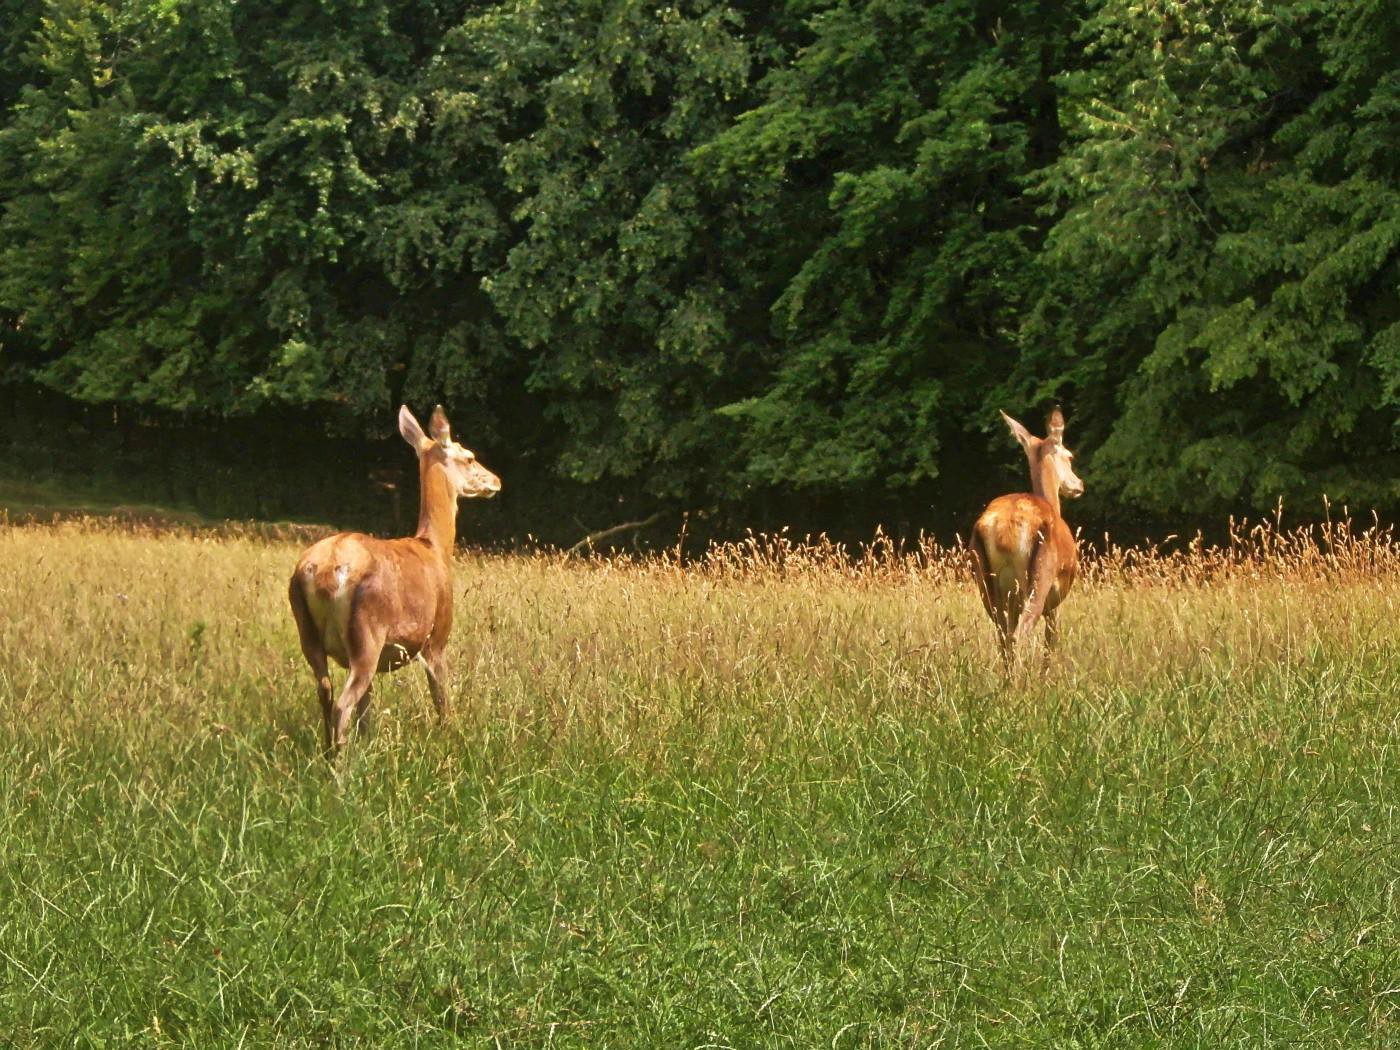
[331,662,376,757]
[317,675,336,754]
[289,577,335,754]
[1012,535,1056,650]
[1042,606,1061,671]
[996,587,1024,671]
[421,649,454,724]
[998,616,1016,670]
[331,617,385,757]
[970,532,998,624]
[972,531,1017,671]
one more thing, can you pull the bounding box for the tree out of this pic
[1027,0,1400,514]
[460,0,756,503]
[2,0,1397,532]
[695,0,1083,498]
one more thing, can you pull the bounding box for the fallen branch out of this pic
[565,511,666,557]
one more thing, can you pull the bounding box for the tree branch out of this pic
[564,511,667,557]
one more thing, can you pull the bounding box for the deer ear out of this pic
[1000,410,1036,451]
[1046,407,1066,444]
[398,405,431,450]
[428,404,451,443]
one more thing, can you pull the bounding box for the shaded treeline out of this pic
[0,0,1396,542]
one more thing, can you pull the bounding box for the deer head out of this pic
[1001,407,1084,505]
[398,404,501,499]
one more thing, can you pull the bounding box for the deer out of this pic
[289,405,501,757]
[969,407,1084,669]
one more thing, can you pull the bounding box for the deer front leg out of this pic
[421,650,454,724]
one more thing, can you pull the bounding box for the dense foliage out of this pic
[1,0,1396,528]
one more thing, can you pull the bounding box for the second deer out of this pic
[970,408,1084,668]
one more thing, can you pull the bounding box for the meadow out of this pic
[1,516,1398,1047]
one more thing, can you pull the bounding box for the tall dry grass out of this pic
[3,513,1397,752]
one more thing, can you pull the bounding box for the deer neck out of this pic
[414,460,458,559]
[1031,451,1062,520]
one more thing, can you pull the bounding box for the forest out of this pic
[1,0,1396,540]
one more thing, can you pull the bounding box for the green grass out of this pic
[1,520,1398,1046]
[0,473,336,540]
[0,474,213,526]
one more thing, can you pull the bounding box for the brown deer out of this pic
[970,408,1084,667]
[289,405,500,756]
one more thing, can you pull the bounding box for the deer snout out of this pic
[472,466,502,498]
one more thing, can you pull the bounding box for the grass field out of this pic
[2,516,1399,1046]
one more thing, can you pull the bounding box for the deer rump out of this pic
[290,533,447,674]
[971,493,1076,628]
